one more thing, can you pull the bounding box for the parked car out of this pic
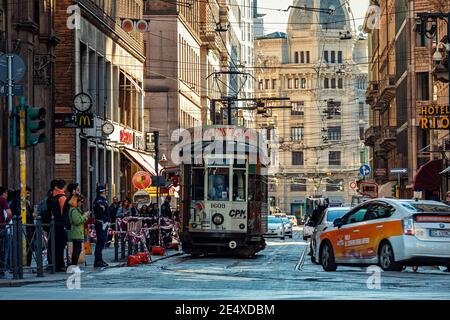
[281,217,293,238]
[310,207,351,263]
[286,215,298,226]
[318,199,450,272]
[265,216,286,240]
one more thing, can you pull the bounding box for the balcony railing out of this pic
[374,75,396,111]
[365,81,379,105]
[380,126,397,150]
[364,126,381,147]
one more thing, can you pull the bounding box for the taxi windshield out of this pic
[401,202,450,213]
[268,216,282,224]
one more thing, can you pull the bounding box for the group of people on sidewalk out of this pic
[1,180,177,277]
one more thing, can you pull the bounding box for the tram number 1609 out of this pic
[211,203,226,209]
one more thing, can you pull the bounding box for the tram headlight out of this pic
[212,213,224,226]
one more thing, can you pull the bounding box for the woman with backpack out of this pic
[68,194,89,267]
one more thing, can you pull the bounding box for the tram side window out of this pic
[233,170,246,201]
[191,169,205,200]
[208,168,229,201]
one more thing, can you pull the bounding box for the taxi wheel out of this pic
[321,242,337,271]
[379,242,403,271]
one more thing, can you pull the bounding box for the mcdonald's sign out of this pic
[76,112,94,128]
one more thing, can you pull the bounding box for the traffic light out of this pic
[26,106,46,147]
[391,184,398,198]
[10,106,20,147]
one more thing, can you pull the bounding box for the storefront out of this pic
[412,159,443,201]
[291,197,306,221]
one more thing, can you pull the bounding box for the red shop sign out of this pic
[120,129,133,144]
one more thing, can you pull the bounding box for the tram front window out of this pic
[191,168,205,200]
[208,168,229,201]
[233,170,246,201]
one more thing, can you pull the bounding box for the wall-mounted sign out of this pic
[76,112,94,128]
[120,129,133,144]
[419,103,450,130]
[132,171,152,190]
[134,133,146,151]
[357,181,378,198]
[55,153,70,165]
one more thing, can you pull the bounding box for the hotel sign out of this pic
[419,103,450,130]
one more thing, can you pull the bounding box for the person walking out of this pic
[116,198,131,218]
[25,187,36,267]
[49,179,67,272]
[68,195,89,268]
[160,196,172,219]
[149,203,158,217]
[0,187,12,278]
[93,186,110,268]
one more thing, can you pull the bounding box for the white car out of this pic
[265,216,286,240]
[281,217,293,239]
[310,207,351,263]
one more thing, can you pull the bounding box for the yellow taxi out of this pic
[319,199,450,271]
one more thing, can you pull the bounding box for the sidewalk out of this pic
[0,245,183,288]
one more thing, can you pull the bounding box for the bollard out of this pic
[50,216,56,274]
[12,216,19,280]
[17,216,23,279]
[35,216,44,277]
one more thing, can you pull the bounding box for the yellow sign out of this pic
[145,187,171,197]
[76,113,94,128]
[419,103,450,130]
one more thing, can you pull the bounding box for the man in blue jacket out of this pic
[93,185,110,268]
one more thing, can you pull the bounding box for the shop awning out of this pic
[413,159,443,191]
[121,148,157,176]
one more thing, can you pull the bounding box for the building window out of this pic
[258,80,263,90]
[323,50,329,63]
[416,72,429,100]
[288,78,292,89]
[272,79,277,89]
[300,51,305,63]
[326,179,343,191]
[301,78,306,89]
[360,127,365,140]
[328,127,341,141]
[324,78,329,89]
[265,79,270,90]
[338,78,343,89]
[291,101,304,116]
[269,184,277,192]
[291,127,304,141]
[306,51,310,63]
[331,78,336,89]
[327,101,341,117]
[292,151,304,165]
[331,51,336,63]
[291,180,307,192]
[294,51,299,63]
[294,78,299,89]
[359,102,364,119]
[329,151,341,166]
[338,51,343,63]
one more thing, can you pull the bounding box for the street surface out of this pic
[1,228,450,300]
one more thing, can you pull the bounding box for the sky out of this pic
[258,0,370,34]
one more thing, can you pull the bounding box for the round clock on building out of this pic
[73,92,93,113]
[102,122,115,135]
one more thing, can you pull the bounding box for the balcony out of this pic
[364,126,381,147]
[374,143,387,159]
[380,126,397,151]
[374,75,396,112]
[365,81,379,105]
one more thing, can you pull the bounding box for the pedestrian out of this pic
[62,183,80,258]
[93,185,110,268]
[68,194,89,268]
[107,196,120,246]
[116,198,130,218]
[160,196,172,219]
[0,187,12,278]
[130,201,138,217]
[149,203,158,217]
[140,205,149,217]
[48,179,67,272]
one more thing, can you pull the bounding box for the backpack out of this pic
[38,195,51,224]
[63,196,72,231]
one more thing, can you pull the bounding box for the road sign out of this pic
[55,113,78,128]
[0,84,23,96]
[0,54,27,83]
[359,164,371,177]
[132,171,152,190]
[349,181,357,190]
[390,168,408,174]
[375,168,387,177]
[357,181,378,198]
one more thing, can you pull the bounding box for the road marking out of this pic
[295,243,308,271]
